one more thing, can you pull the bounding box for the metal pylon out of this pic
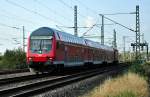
[135,5,141,60]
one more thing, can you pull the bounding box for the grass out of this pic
[80,72,149,97]
[111,91,136,97]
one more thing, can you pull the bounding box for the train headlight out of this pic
[29,57,32,61]
[49,57,53,61]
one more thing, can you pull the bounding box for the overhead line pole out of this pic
[113,29,117,49]
[123,36,126,62]
[74,5,78,36]
[147,44,149,61]
[23,26,25,51]
[131,5,141,61]
[99,5,144,61]
[101,15,104,45]
[135,5,140,60]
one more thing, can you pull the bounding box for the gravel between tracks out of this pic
[34,70,121,97]
[0,72,32,79]
[0,75,64,90]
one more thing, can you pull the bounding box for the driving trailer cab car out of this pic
[26,27,118,73]
[27,27,56,73]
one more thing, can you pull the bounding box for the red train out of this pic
[26,27,118,73]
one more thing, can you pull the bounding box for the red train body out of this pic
[26,27,118,73]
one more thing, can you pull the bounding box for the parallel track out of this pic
[0,69,29,75]
[0,73,53,85]
[0,64,128,97]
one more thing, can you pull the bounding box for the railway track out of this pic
[0,73,54,86]
[0,64,128,97]
[0,68,29,75]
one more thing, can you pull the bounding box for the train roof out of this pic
[85,39,114,51]
[30,27,114,51]
[53,29,86,45]
[30,27,54,36]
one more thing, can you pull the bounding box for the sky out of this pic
[0,0,149,54]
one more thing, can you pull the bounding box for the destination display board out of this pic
[31,36,52,39]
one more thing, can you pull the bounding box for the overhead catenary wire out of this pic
[99,14,136,32]
[0,22,21,30]
[56,23,113,29]
[58,0,87,18]
[56,25,94,28]
[0,13,39,26]
[0,36,21,45]
[5,0,65,26]
[34,0,73,23]
[103,12,136,15]
[0,22,21,37]
[74,0,103,28]
[58,0,73,10]
[75,0,98,14]
[81,18,113,37]
[55,25,65,32]
[0,21,31,34]
[74,1,136,33]
[0,22,20,37]
[81,24,97,37]
[75,0,102,26]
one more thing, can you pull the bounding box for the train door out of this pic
[114,49,118,62]
[64,46,67,64]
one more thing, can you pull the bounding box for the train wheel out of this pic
[57,64,64,73]
[29,68,39,74]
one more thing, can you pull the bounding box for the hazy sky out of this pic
[0,0,149,53]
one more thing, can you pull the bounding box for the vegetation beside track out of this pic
[80,62,150,97]
[0,48,27,70]
[80,72,149,97]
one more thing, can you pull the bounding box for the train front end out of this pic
[26,27,56,73]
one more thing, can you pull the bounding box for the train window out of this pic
[73,38,76,44]
[72,37,73,43]
[71,38,73,43]
[30,38,52,54]
[67,36,69,43]
[70,37,72,43]
[57,32,60,40]
[68,36,70,43]
[67,37,69,43]
[74,38,76,44]
[77,38,78,44]
[73,37,75,43]
[77,38,79,44]
[75,38,76,43]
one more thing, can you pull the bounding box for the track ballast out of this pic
[0,63,129,97]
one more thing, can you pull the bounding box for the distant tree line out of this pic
[119,51,150,62]
[0,48,27,70]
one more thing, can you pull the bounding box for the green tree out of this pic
[0,48,27,69]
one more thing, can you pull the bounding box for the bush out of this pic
[128,61,150,81]
[129,63,146,76]
[0,55,2,60]
[0,48,27,69]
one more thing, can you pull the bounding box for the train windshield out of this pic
[30,36,52,54]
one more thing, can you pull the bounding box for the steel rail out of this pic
[0,69,29,75]
[0,64,128,97]
[0,73,52,85]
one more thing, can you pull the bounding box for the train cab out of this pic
[27,27,56,72]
